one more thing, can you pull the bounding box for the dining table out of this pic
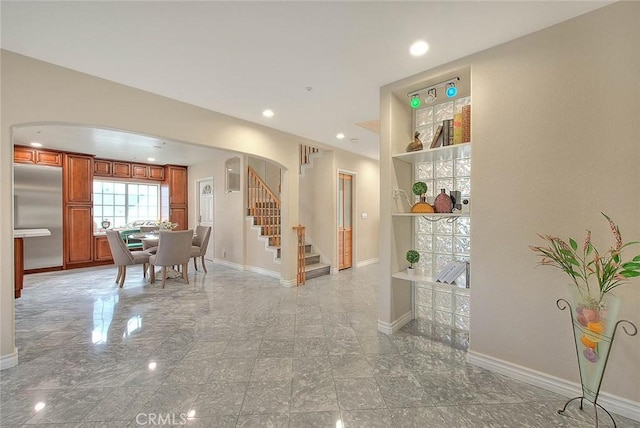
[129,231,195,279]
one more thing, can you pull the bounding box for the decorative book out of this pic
[453,113,463,144]
[429,124,444,149]
[462,105,471,143]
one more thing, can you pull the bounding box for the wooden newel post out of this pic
[292,225,306,286]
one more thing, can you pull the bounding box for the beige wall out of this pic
[300,149,380,270]
[188,152,246,267]
[380,1,640,403]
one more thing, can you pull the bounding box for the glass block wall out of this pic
[412,96,472,348]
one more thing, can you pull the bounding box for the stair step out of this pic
[305,263,331,280]
[305,253,320,265]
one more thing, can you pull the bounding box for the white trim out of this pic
[244,265,280,279]
[0,348,18,370]
[245,217,280,262]
[299,149,323,176]
[213,259,243,270]
[467,350,640,422]
[377,311,413,335]
[356,258,379,268]
[280,278,297,287]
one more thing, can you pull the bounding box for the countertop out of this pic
[14,228,52,238]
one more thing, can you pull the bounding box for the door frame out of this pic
[195,176,214,261]
[337,169,357,271]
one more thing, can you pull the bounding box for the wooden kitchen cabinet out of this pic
[64,205,93,265]
[132,164,148,179]
[64,154,93,203]
[169,206,188,231]
[166,166,188,205]
[14,146,63,167]
[113,162,131,178]
[94,159,112,176]
[94,236,113,262]
[149,165,165,181]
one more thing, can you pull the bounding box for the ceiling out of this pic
[2,1,610,163]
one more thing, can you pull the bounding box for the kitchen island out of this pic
[14,229,51,298]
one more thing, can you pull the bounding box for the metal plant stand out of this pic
[556,298,637,427]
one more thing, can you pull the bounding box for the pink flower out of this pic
[583,230,591,251]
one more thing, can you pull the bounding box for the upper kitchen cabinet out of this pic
[166,165,188,206]
[63,154,93,203]
[94,159,112,176]
[14,145,63,167]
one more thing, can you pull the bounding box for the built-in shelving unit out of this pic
[386,69,472,348]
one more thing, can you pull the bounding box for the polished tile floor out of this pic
[1,263,637,427]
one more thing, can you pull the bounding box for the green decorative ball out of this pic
[412,181,428,196]
[406,250,420,264]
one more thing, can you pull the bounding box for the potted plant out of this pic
[410,181,434,213]
[406,250,420,276]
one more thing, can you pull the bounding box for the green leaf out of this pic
[633,255,640,262]
[622,262,640,270]
[620,270,640,278]
[569,239,578,251]
[613,254,621,263]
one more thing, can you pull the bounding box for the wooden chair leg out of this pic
[119,266,127,288]
[150,265,155,283]
[201,256,207,273]
[193,257,198,271]
[116,266,122,284]
[142,263,147,278]
[182,263,189,284]
[161,266,167,288]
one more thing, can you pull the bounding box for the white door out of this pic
[197,178,214,260]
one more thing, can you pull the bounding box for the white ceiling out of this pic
[2,1,610,163]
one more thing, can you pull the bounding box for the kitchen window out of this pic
[93,180,160,229]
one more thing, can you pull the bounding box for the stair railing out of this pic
[292,225,306,286]
[299,144,319,174]
[247,166,281,247]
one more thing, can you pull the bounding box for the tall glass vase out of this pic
[568,285,621,403]
[557,285,637,427]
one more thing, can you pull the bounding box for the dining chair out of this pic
[149,229,194,288]
[105,230,151,288]
[190,225,212,273]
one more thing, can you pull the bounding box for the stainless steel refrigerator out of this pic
[14,163,64,269]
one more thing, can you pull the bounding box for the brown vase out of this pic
[434,189,453,213]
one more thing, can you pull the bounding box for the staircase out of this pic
[277,244,330,280]
[247,164,330,281]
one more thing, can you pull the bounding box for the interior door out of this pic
[197,178,214,260]
[338,173,353,270]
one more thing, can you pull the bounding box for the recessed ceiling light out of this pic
[262,109,274,118]
[34,402,46,412]
[336,133,345,140]
[30,142,43,148]
[147,157,155,162]
[410,40,429,57]
[148,361,157,371]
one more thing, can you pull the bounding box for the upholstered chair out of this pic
[105,230,151,288]
[149,230,194,288]
[190,225,212,273]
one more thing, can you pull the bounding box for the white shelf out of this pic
[392,271,468,290]
[392,142,471,164]
[392,212,468,218]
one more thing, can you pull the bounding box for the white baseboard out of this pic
[244,265,280,279]
[377,311,413,335]
[213,259,243,270]
[330,267,339,275]
[356,258,379,268]
[280,278,297,287]
[0,348,18,370]
[467,350,640,422]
